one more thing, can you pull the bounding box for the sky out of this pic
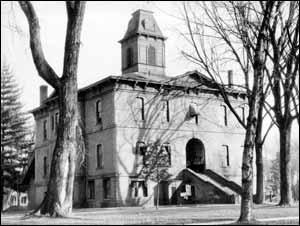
[1,1,298,159]
[1,1,194,111]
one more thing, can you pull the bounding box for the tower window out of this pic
[148,46,156,66]
[126,47,133,68]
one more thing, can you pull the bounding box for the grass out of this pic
[1,204,299,225]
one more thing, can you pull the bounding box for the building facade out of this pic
[22,9,249,208]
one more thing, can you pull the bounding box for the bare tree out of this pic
[18,1,86,217]
[264,1,299,206]
[180,1,275,222]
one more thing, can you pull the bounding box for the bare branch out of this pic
[18,1,61,90]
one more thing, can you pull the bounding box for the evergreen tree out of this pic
[1,63,34,211]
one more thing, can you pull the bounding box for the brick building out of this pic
[22,9,248,209]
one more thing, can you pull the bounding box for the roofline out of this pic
[118,32,167,43]
[29,71,247,114]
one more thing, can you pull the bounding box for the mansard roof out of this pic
[30,70,246,115]
[119,9,167,43]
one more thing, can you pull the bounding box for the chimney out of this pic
[228,70,233,88]
[40,85,48,105]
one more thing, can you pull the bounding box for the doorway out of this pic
[186,138,206,173]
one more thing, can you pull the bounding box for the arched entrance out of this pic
[186,138,206,173]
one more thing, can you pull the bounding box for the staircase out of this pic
[203,169,242,195]
[178,168,242,204]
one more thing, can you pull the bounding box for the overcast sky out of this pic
[1,1,298,158]
[2,1,194,111]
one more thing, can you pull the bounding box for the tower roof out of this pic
[119,9,167,43]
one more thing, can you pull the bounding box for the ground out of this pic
[1,204,299,225]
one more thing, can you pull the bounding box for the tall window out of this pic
[241,106,245,124]
[161,100,170,122]
[54,112,59,134]
[136,141,146,165]
[43,156,47,176]
[43,120,47,140]
[51,115,54,131]
[221,105,228,126]
[195,115,199,125]
[148,46,156,65]
[88,180,95,199]
[127,47,133,68]
[21,196,27,204]
[136,97,145,121]
[131,180,148,198]
[222,145,230,167]
[96,144,103,169]
[160,143,171,167]
[96,100,102,124]
[103,178,111,199]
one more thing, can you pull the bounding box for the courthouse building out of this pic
[22,9,248,209]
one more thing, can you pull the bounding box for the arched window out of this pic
[43,156,47,176]
[148,46,156,66]
[96,99,102,124]
[136,141,146,155]
[96,144,103,169]
[161,143,171,167]
[221,105,228,126]
[136,97,145,121]
[127,47,133,68]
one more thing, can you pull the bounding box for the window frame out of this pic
[51,115,54,131]
[126,47,133,68]
[96,99,103,125]
[221,105,228,126]
[103,177,111,200]
[96,144,104,169]
[43,156,47,176]
[222,145,230,167]
[161,100,170,122]
[147,45,156,66]
[88,180,95,200]
[43,120,48,140]
[160,143,172,167]
[136,97,145,121]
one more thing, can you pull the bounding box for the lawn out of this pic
[1,204,299,225]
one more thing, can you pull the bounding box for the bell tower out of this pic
[119,9,167,78]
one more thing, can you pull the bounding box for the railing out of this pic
[203,169,242,194]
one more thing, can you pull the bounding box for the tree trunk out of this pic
[238,120,256,222]
[254,101,264,204]
[279,122,292,206]
[18,1,86,217]
[238,8,269,219]
[39,82,78,217]
[255,141,264,204]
